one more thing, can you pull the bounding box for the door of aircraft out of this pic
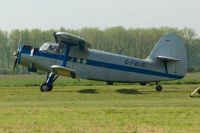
[55,44,71,67]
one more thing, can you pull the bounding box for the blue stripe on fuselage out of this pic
[21,49,65,60]
[20,49,183,79]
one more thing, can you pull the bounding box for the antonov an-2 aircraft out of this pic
[13,32,187,92]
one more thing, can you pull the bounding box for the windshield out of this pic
[39,43,59,53]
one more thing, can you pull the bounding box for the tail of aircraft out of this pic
[147,33,188,77]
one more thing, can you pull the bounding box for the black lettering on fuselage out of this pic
[125,60,129,64]
[125,59,146,68]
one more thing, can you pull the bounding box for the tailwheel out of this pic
[40,83,53,92]
[156,84,162,92]
[107,81,113,85]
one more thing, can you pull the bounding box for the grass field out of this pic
[0,74,200,132]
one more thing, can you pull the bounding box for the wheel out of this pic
[197,89,200,94]
[156,84,162,92]
[107,81,113,85]
[40,83,53,92]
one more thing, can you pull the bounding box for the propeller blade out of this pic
[13,58,18,74]
[18,33,22,48]
[13,49,19,74]
[54,32,58,43]
[13,33,22,74]
[13,32,22,74]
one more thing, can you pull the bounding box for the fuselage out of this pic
[18,45,183,83]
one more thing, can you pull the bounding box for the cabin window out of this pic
[82,60,87,64]
[76,58,81,63]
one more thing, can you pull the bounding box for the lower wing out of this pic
[51,65,79,80]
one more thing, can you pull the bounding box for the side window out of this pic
[49,45,54,51]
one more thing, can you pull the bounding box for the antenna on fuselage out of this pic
[118,48,125,54]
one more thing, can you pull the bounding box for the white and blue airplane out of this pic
[13,32,188,92]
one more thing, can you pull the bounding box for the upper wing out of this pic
[51,65,80,80]
[54,32,91,52]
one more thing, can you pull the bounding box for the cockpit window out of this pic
[39,42,59,53]
[40,43,49,50]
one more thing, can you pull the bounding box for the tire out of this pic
[156,84,162,92]
[40,83,53,92]
[107,81,113,85]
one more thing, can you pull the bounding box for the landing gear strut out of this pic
[40,72,58,92]
[155,83,162,92]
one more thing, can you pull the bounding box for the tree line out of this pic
[0,27,199,74]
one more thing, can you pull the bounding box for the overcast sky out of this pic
[0,0,200,34]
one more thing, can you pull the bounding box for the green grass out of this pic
[0,74,200,132]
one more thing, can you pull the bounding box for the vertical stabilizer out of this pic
[147,33,187,77]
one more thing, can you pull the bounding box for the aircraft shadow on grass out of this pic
[116,88,142,94]
[76,88,190,94]
[48,88,193,96]
[139,89,189,93]
[78,88,142,94]
[190,96,200,98]
[78,89,98,94]
[54,88,143,94]
[52,89,98,93]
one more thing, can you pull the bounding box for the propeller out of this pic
[13,50,19,73]
[54,32,58,43]
[13,34,22,74]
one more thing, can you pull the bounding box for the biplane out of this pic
[13,32,188,92]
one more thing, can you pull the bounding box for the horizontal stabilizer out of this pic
[157,56,181,62]
[51,65,79,80]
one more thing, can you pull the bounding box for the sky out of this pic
[0,0,200,34]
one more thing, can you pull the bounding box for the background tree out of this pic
[0,27,199,74]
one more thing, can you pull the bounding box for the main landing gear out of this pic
[140,82,163,92]
[155,82,162,92]
[40,72,58,92]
